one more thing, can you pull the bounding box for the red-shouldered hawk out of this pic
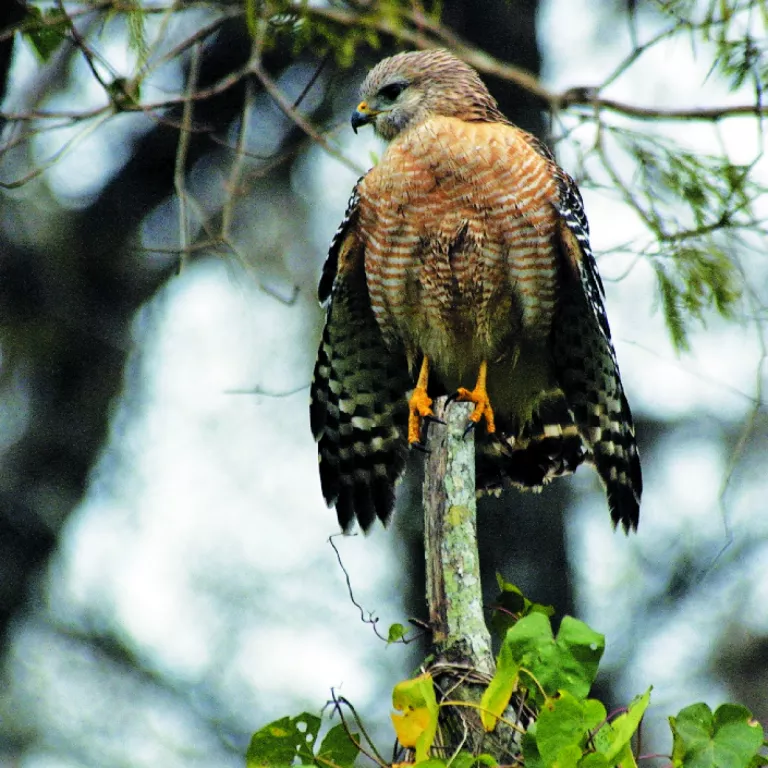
[310,49,642,533]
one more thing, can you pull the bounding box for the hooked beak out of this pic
[351,101,377,133]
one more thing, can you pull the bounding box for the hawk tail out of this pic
[476,400,587,494]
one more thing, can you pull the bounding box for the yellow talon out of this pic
[455,360,496,434]
[408,356,434,444]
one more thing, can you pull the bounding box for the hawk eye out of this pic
[377,82,407,101]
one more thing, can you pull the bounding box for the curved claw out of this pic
[411,441,431,454]
[418,413,446,447]
[444,391,460,407]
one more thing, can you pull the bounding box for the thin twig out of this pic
[221,74,253,241]
[224,383,307,397]
[292,52,332,110]
[327,534,389,644]
[0,110,112,188]
[56,0,113,93]
[251,59,363,175]
[173,41,201,272]
[327,691,389,767]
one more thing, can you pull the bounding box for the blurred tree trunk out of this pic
[0,17,303,649]
[442,0,544,136]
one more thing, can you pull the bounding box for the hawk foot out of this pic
[408,356,434,445]
[453,360,496,434]
[408,388,434,445]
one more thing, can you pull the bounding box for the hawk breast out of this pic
[359,116,561,382]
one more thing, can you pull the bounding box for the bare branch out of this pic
[173,41,201,272]
[250,59,364,176]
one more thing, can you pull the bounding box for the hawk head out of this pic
[351,49,502,141]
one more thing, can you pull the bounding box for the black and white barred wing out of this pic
[552,180,642,531]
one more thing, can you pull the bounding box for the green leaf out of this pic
[654,262,691,351]
[502,612,555,704]
[106,78,140,110]
[315,723,360,768]
[472,755,499,768]
[495,575,527,614]
[481,634,521,731]
[600,688,650,765]
[245,0,258,39]
[491,577,554,638]
[669,702,765,768]
[446,754,498,768]
[556,744,584,768]
[24,7,68,63]
[388,623,407,643]
[578,753,610,768]
[605,125,752,351]
[448,753,479,768]
[126,1,148,69]
[553,618,605,700]
[497,613,604,705]
[651,243,742,354]
[246,712,321,767]
[611,740,639,768]
[582,698,609,740]
[535,690,606,767]
[522,726,543,768]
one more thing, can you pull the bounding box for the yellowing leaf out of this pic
[481,640,520,731]
[391,705,432,746]
[391,673,439,762]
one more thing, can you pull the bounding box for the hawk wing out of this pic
[310,183,412,531]
[552,178,642,531]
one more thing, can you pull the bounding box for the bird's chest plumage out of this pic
[358,118,561,382]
